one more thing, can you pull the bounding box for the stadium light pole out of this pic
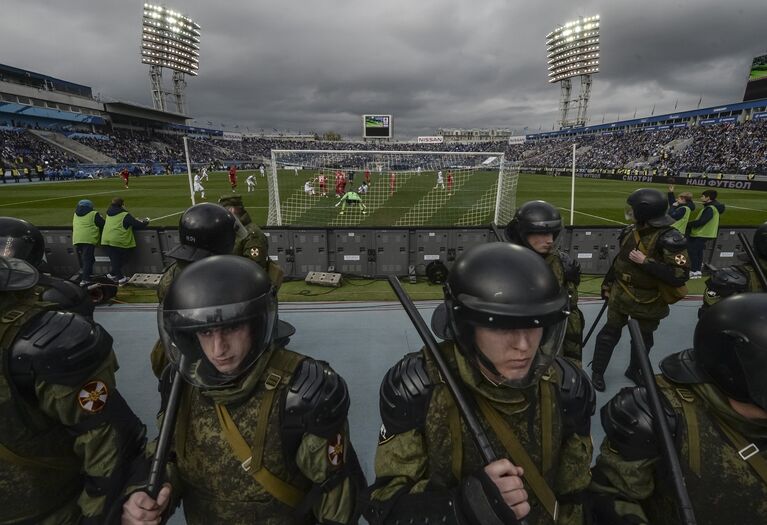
[141,4,201,114]
[546,15,600,129]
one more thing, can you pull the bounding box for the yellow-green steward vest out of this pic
[72,211,100,245]
[101,212,135,248]
[671,206,691,234]
[691,205,720,239]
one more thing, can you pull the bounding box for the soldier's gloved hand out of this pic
[121,483,172,525]
[459,459,529,525]
[601,285,611,300]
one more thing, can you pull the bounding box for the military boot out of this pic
[624,330,654,387]
[591,323,622,392]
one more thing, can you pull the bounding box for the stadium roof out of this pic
[104,101,189,124]
[0,63,93,98]
[530,97,767,139]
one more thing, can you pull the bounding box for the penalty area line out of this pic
[557,207,627,225]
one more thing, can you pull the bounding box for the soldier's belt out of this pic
[616,279,660,304]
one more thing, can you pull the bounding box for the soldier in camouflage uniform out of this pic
[218,194,273,274]
[150,203,240,377]
[590,188,690,392]
[506,201,585,364]
[700,221,766,317]
[122,256,364,525]
[366,243,595,525]
[0,256,146,524]
[590,293,767,524]
[0,217,94,318]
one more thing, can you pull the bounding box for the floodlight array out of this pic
[546,15,600,83]
[141,4,201,76]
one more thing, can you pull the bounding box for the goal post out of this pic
[267,149,519,228]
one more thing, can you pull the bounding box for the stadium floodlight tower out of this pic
[546,15,600,129]
[141,3,201,114]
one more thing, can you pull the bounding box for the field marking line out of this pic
[728,205,767,213]
[149,211,185,222]
[557,207,627,225]
[0,189,129,208]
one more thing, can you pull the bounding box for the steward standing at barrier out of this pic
[590,188,689,392]
[687,189,725,279]
[667,184,695,233]
[72,199,105,286]
[100,197,149,285]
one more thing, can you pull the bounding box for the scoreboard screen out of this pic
[363,115,392,138]
[744,54,767,101]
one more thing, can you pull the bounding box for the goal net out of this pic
[266,150,518,227]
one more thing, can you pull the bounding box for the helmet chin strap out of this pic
[470,341,505,380]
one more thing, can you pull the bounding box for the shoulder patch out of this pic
[78,380,109,413]
[327,432,345,469]
[378,423,395,445]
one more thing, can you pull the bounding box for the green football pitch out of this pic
[0,170,765,228]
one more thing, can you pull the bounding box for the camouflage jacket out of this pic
[235,210,270,271]
[368,342,594,525]
[590,372,767,524]
[0,292,145,525]
[156,347,363,525]
[603,224,689,320]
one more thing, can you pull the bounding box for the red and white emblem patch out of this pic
[327,433,345,468]
[77,380,108,413]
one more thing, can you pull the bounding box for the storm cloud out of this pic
[1,0,764,137]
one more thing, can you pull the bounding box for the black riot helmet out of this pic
[754,222,767,260]
[505,200,562,250]
[160,255,277,388]
[625,188,673,227]
[0,217,45,267]
[694,294,767,411]
[166,203,239,262]
[442,243,569,388]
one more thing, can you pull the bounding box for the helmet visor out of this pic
[0,235,36,262]
[624,205,635,222]
[159,293,276,388]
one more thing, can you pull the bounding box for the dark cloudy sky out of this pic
[2,0,765,138]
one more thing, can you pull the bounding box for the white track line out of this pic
[557,207,627,225]
[728,205,767,213]
[0,189,129,207]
